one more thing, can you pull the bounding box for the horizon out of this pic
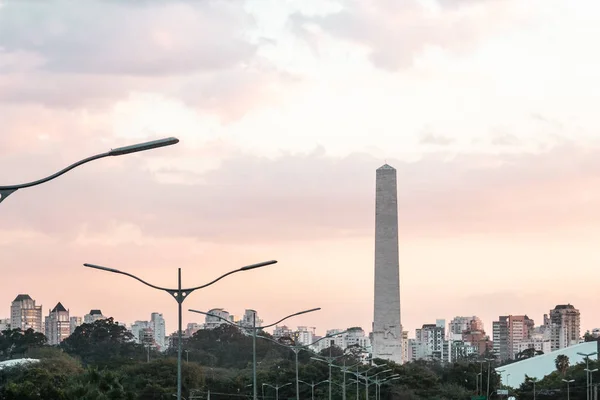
[2,0,600,341]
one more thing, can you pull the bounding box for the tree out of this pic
[0,328,47,361]
[555,354,570,376]
[61,318,139,367]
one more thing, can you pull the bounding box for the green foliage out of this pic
[61,318,141,368]
[555,354,570,376]
[0,328,47,361]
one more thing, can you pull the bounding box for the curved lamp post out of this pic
[189,307,321,400]
[256,330,348,400]
[262,382,292,400]
[312,345,359,400]
[374,374,399,400]
[0,137,179,204]
[298,380,330,400]
[84,259,277,400]
[562,379,575,400]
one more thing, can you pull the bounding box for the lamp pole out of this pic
[84,259,276,400]
[299,380,329,400]
[374,375,399,400]
[0,137,179,204]
[579,352,598,400]
[190,308,323,400]
[256,331,348,400]
[526,377,537,400]
[263,383,292,400]
[485,357,493,400]
[312,345,357,400]
[563,379,575,400]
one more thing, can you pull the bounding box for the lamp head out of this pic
[109,137,179,156]
[240,260,277,271]
[83,263,121,274]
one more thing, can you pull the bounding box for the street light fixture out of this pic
[562,379,575,400]
[298,380,330,400]
[84,259,276,400]
[526,377,538,400]
[578,352,598,400]
[262,382,292,400]
[312,346,360,400]
[0,137,179,204]
[189,307,321,400]
[374,374,400,400]
[256,330,348,400]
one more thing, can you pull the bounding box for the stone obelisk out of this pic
[372,164,403,364]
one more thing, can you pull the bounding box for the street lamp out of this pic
[526,377,538,400]
[374,375,400,400]
[366,369,392,400]
[483,357,493,400]
[262,382,292,400]
[578,351,598,400]
[562,379,575,400]
[586,368,598,400]
[312,346,359,400]
[256,330,348,400]
[189,308,322,400]
[84,259,276,400]
[298,380,330,400]
[0,137,179,204]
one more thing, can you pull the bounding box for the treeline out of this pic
[0,318,507,399]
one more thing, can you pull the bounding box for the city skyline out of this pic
[2,0,600,339]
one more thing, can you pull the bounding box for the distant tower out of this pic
[372,164,403,363]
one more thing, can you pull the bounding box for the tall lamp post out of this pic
[578,351,598,400]
[526,377,537,400]
[562,379,575,400]
[189,308,322,400]
[484,357,494,400]
[262,382,292,400]
[312,346,359,400]
[299,380,330,400]
[375,375,400,400]
[0,137,179,204]
[84,259,277,400]
[256,330,348,400]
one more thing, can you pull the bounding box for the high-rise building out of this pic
[10,294,42,332]
[414,322,446,362]
[131,320,151,343]
[549,304,581,351]
[45,302,70,345]
[492,315,534,360]
[448,316,484,339]
[372,164,403,364]
[151,312,166,351]
[83,309,104,324]
[295,326,315,346]
[204,308,230,329]
[69,317,82,334]
[241,309,262,328]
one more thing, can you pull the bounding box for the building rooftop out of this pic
[12,294,32,302]
[377,163,395,170]
[51,302,67,313]
[89,309,103,315]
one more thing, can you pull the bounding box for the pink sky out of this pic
[1,0,600,338]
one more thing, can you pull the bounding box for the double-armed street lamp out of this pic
[188,307,321,400]
[374,375,400,400]
[578,351,598,400]
[298,380,330,400]
[312,345,359,400]
[84,259,277,400]
[256,330,348,400]
[0,137,179,204]
[526,377,538,400]
[262,382,292,400]
[563,378,575,400]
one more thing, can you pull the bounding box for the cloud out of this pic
[419,131,455,146]
[0,1,291,120]
[290,0,527,71]
[0,1,256,75]
[2,140,600,245]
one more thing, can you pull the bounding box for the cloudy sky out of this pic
[1,0,600,338]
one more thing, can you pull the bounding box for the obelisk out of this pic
[372,164,403,363]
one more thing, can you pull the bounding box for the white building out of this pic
[69,317,82,334]
[151,313,166,351]
[131,321,151,343]
[186,323,203,337]
[204,308,231,329]
[295,326,315,346]
[83,309,104,324]
[241,309,262,328]
[273,325,293,339]
[414,321,447,362]
[44,302,70,345]
[11,294,42,332]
